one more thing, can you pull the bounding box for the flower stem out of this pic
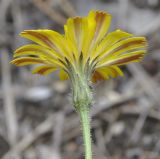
[70,70,93,159]
[79,108,92,159]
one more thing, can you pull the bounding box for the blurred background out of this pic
[0,0,160,159]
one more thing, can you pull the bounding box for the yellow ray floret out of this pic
[11,10,147,82]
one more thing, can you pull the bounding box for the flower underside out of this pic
[11,10,147,82]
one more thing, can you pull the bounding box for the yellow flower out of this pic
[11,11,148,159]
[11,10,147,82]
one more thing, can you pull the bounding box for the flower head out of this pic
[11,11,148,158]
[11,10,147,82]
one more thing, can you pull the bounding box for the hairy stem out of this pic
[80,108,92,159]
[70,68,93,159]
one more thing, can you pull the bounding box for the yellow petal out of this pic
[64,11,111,62]
[91,30,133,60]
[11,57,45,66]
[92,70,106,83]
[93,66,123,82]
[97,50,145,68]
[20,30,73,62]
[107,66,124,77]
[99,37,147,60]
[59,69,69,80]
[87,11,111,62]
[32,65,57,75]
[82,12,96,55]
[14,44,61,59]
[14,44,67,69]
[64,17,85,60]
[65,15,96,64]
[20,30,58,48]
[89,10,111,44]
